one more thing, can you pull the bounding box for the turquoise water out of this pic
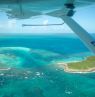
[0,33,95,97]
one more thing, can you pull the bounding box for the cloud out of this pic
[8,19,17,28]
[0,24,3,28]
[43,20,48,25]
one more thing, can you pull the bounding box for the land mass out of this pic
[57,56,95,73]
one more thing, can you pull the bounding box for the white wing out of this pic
[0,0,95,19]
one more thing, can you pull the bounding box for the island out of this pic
[57,56,95,73]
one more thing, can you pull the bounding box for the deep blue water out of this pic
[0,33,93,55]
[0,33,95,97]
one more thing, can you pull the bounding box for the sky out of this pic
[0,4,95,35]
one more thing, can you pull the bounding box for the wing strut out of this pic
[61,16,95,54]
[47,0,95,54]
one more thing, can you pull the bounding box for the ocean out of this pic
[0,33,95,97]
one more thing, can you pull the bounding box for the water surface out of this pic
[0,33,95,97]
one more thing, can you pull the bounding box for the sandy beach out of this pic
[56,62,95,74]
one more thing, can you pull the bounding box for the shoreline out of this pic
[56,61,95,74]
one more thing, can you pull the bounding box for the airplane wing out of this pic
[0,0,95,19]
[6,9,41,19]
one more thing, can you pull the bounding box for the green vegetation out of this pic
[68,56,95,70]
